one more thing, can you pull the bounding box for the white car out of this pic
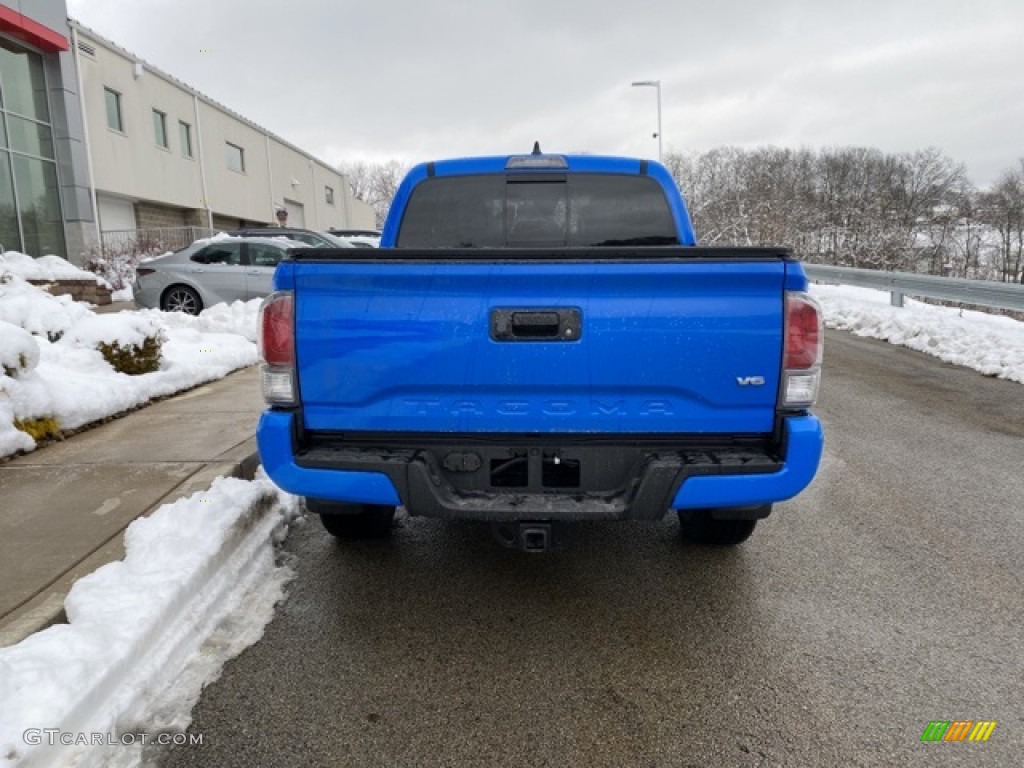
[326,228,381,248]
[133,236,339,314]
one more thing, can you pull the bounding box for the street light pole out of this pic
[631,79,662,162]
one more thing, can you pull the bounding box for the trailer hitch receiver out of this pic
[491,521,568,552]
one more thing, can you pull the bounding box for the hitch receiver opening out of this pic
[492,521,562,552]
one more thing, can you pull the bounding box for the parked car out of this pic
[226,227,353,249]
[133,236,329,315]
[326,228,382,247]
[332,237,375,248]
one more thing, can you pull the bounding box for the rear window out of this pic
[396,174,678,248]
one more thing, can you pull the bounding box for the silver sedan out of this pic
[133,236,350,314]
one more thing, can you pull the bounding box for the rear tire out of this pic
[161,285,203,315]
[308,499,396,539]
[677,509,758,546]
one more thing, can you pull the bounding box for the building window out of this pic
[152,109,168,148]
[12,155,65,257]
[104,88,123,132]
[0,42,66,258]
[6,115,54,159]
[0,45,50,121]
[325,185,334,205]
[179,121,193,157]
[225,141,244,173]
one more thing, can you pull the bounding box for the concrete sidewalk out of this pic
[0,365,264,647]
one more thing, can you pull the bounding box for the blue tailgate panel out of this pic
[294,261,786,434]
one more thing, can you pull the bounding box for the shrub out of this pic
[98,335,163,375]
[84,250,141,293]
[83,233,173,291]
[13,416,61,442]
[2,354,28,378]
[61,314,166,376]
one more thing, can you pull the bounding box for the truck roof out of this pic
[413,153,656,177]
[384,152,696,247]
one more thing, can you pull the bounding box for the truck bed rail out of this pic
[285,245,796,262]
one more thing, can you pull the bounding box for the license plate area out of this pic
[486,450,582,489]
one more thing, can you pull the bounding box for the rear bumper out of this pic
[670,415,823,509]
[257,412,823,519]
[258,411,403,507]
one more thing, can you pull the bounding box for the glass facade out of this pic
[0,40,65,257]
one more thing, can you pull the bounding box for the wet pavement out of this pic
[155,332,1023,767]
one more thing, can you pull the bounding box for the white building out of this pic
[0,2,374,265]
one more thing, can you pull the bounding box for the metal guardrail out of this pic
[803,264,1024,313]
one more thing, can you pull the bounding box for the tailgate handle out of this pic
[513,312,559,334]
[491,308,582,342]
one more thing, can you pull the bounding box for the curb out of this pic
[0,446,261,649]
[2,478,291,768]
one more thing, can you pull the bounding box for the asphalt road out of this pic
[154,330,1023,767]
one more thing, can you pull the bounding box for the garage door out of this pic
[97,195,136,232]
[284,199,305,228]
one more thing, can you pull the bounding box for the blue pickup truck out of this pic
[257,149,824,550]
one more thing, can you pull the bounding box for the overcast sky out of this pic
[66,0,1023,186]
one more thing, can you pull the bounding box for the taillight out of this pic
[258,291,295,405]
[782,292,823,409]
[784,294,823,369]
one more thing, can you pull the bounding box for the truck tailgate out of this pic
[289,258,787,435]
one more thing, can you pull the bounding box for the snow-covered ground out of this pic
[0,255,260,460]
[1,253,298,768]
[0,253,109,287]
[0,472,301,768]
[810,283,1024,385]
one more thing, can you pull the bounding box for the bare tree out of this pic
[667,145,985,274]
[338,160,409,227]
[885,147,966,271]
[344,149,1022,284]
[981,161,1024,283]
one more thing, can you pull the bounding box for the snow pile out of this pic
[61,313,165,351]
[111,286,134,304]
[0,320,56,454]
[0,472,301,768]
[0,251,109,287]
[139,299,261,343]
[0,322,44,456]
[0,276,261,459]
[810,283,1024,384]
[0,273,93,341]
[0,321,39,376]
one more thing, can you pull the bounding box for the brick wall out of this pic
[184,208,209,228]
[30,279,112,305]
[135,202,190,230]
[211,214,242,231]
[211,214,268,231]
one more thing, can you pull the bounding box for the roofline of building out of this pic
[68,18,345,180]
[1,5,68,52]
[1,5,69,52]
